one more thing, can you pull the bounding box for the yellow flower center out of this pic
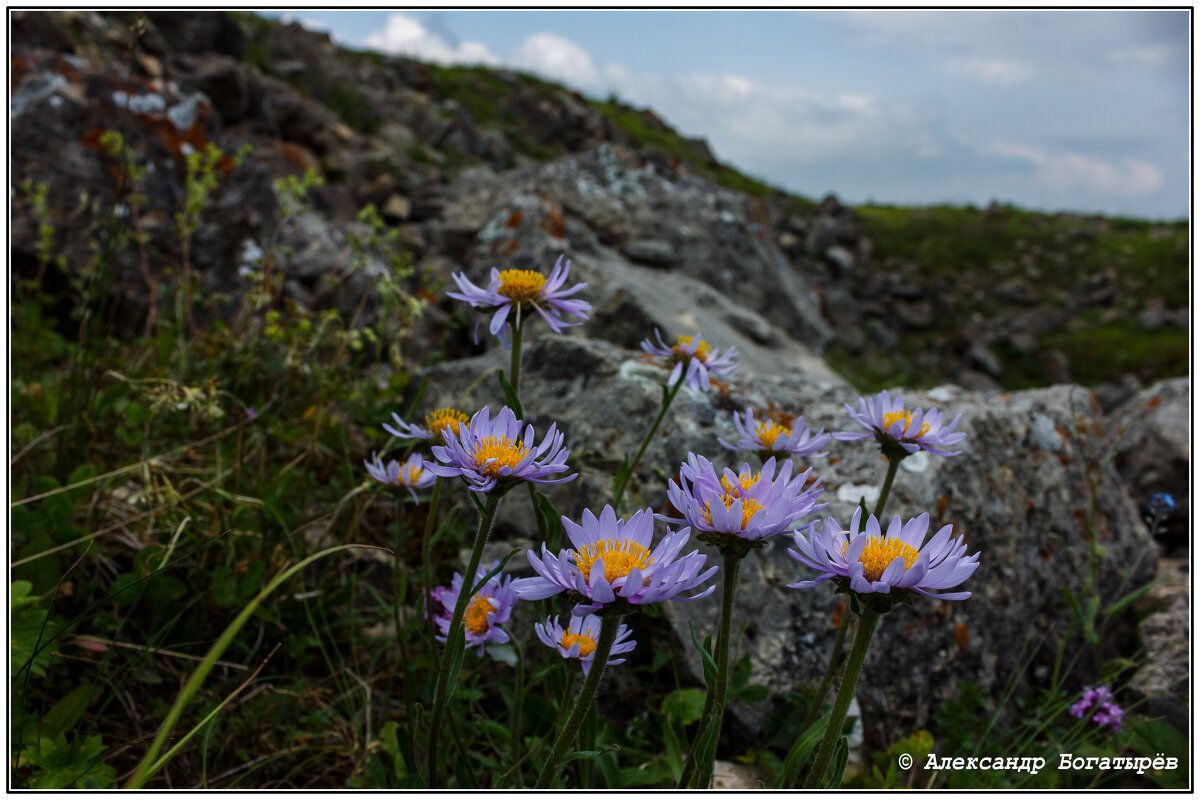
[756,420,792,448]
[845,536,921,583]
[404,464,424,485]
[719,469,760,496]
[573,538,654,584]
[882,410,930,439]
[496,269,547,303]
[426,407,469,442]
[473,435,528,477]
[703,494,766,530]
[560,632,597,658]
[464,593,493,635]
[672,335,711,363]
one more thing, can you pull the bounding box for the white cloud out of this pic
[511,33,599,89]
[599,66,899,167]
[948,57,1034,85]
[279,14,331,34]
[985,142,1163,196]
[364,13,499,65]
[1109,45,1177,67]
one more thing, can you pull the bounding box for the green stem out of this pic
[694,553,742,788]
[427,491,503,788]
[534,615,621,788]
[802,453,899,736]
[872,455,902,519]
[421,477,443,650]
[509,310,524,400]
[124,544,377,789]
[614,379,683,508]
[801,608,853,732]
[803,604,880,789]
[511,637,526,788]
[677,690,714,789]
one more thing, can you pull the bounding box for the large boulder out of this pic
[1112,378,1189,554]
[407,333,1156,752]
[431,144,834,356]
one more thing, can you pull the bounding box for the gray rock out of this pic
[823,245,855,275]
[623,238,677,268]
[1128,557,1188,733]
[1112,378,1190,551]
[966,341,1003,378]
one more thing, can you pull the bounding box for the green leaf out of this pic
[66,464,98,502]
[736,683,769,703]
[663,721,684,782]
[445,626,467,695]
[12,602,57,679]
[497,371,523,420]
[33,682,94,741]
[532,490,566,552]
[470,548,522,596]
[21,733,116,789]
[1103,579,1155,618]
[688,621,718,687]
[661,687,707,726]
[209,566,236,608]
[823,736,849,789]
[775,718,825,788]
[12,580,37,607]
[1081,594,1100,645]
[560,743,621,765]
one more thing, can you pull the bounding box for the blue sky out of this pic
[262,9,1190,220]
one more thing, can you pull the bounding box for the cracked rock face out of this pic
[412,334,1156,750]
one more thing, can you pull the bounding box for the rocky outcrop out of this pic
[1112,378,1190,554]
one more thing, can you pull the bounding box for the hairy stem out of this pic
[614,379,683,509]
[803,605,880,789]
[534,616,621,788]
[427,491,503,788]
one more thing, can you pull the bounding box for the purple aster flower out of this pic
[447,254,590,348]
[535,613,637,676]
[788,508,980,601]
[832,389,966,457]
[364,451,437,501]
[513,505,717,616]
[719,407,831,461]
[665,454,826,544]
[431,561,518,656]
[383,406,471,445]
[1070,686,1124,732]
[425,405,576,494]
[640,328,738,393]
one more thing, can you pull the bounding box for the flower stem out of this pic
[614,379,683,508]
[693,552,743,788]
[421,476,442,650]
[803,453,900,735]
[872,455,902,518]
[427,491,503,788]
[534,615,621,788]
[800,606,853,732]
[803,604,880,789]
[510,310,524,400]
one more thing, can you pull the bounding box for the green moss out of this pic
[1042,320,1188,385]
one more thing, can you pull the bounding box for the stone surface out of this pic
[1112,378,1190,553]
[1128,557,1189,733]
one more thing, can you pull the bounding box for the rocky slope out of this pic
[10,10,1188,393]
[10,9,1189,754]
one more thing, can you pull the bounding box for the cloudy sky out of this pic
[262,9,1190,220]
